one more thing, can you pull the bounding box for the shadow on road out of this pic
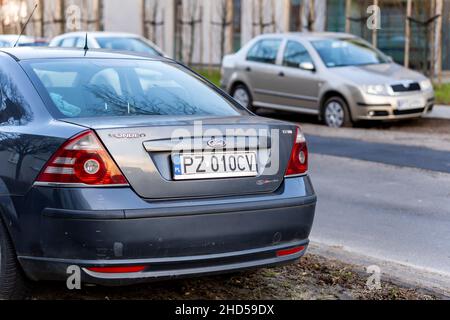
[254,108,450,135]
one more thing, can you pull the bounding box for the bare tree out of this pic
[143,0,164,43]
[211,0,233,62]
[307,0,316,31]
[178,0,202,66]
[252,0,275,35]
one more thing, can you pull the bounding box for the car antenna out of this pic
[14,3,38,48]
[83,33,89,55]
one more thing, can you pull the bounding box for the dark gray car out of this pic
[0,47,316,299]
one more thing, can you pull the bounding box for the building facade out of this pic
[0,0,448,75]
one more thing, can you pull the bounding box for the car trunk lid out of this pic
[60,115,297,199]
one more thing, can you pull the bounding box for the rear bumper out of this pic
[15,176,316,284]
[19,241,310,286]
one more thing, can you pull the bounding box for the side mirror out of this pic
[299,62,315,72]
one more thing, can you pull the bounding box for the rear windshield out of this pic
[96,37,161,56]
[23,59,242,118]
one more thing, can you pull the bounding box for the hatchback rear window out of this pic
[23,59,242,118]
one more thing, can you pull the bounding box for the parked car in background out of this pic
[0,35,49,48]
[0,35,35,47]
[49,32,165,57]
[19,37,49,47]
[0,47,316,299]
[221,32,435,128]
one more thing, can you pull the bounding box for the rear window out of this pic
[23,59,242,118]
[96,37,161,56]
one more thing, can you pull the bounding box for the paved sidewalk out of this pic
[425,105,450,120]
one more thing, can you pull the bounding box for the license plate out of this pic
[398,98,423,110]
[172,152,258,180]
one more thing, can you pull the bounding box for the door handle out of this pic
[245,66,251,72]
[278,71,285,77]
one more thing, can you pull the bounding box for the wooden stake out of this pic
[430,0,436,79]
[435,0,443,83]
[372,0,378,48]
[404,0,412,68]
[345,0,351,33]
[226,0,233,54]
[283,0,290,32]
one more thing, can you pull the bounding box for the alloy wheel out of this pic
[233,88,250,108]
[325,101,345,128]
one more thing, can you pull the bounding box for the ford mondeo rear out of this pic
[0,48,316,299]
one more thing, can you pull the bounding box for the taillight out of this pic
[285,127,308,177]
[276,246,306,257]
[36,130,128,186]
[86,266,146,274]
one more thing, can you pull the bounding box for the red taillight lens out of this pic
[285,127,308,177]
[36,130,128,186]
[276,246,305,257]
[86,266,146,274]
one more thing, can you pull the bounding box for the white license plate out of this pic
[172,152,258,180]
[398,99,423,110]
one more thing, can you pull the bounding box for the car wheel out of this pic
[232,84,254,112]
[0,220,30,300]
[323,97,352,128]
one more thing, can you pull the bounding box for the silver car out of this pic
[50,32,165,57]
[221,32,435,128]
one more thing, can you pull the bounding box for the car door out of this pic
[241,38,284,107]
[272,40,322,113]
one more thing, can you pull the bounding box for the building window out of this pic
[232,0,242,52]
[289,0,303,31]
[326,0,346,32]
[377,0,407,66]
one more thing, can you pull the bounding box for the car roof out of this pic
[0,47,172,61]
[54,32,143,39]
[0,34,35,43]
[256,32,357,41]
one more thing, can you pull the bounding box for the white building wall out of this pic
[24,0,326,65]
[103,0,143,35]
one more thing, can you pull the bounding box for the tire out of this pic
[231,84,255,112]
[0,219,30,300]
[322,96,353,128]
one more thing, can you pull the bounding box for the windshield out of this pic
[311,38,389,68]
[96,37,161,56]
[24,59,242,119]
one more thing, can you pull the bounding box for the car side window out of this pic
[60,37,76,48]
[283,41,314,68]
[74,37,85,48]
[246,39,282,64]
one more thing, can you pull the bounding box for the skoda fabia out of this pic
[0,48,316,299]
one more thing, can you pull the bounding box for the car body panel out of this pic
[62,115,297,199]
[17,176,315,283]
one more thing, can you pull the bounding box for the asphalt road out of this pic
[306,134,450,174]
[308,143,450,277]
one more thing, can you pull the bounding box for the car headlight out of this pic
[420,79,432,91]
[362,84,390,96]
